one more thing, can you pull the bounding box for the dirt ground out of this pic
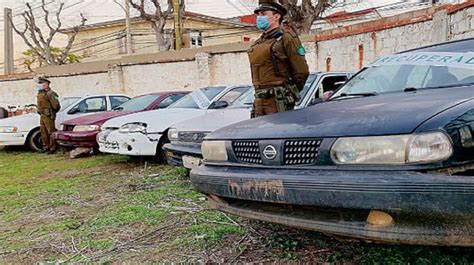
[0,148,472,263]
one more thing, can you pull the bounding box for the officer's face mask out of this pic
[256,15,271,31]
[36,84,43,91]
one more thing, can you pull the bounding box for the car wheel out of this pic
[26,129,43,151]
[155,134,169,164]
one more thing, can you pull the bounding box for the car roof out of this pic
[134,91,190,97]
[401,38,474,53]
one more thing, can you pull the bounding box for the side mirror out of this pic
[209,100,229,109]
[67,108,80,115]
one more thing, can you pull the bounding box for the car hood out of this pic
[173,108,251,132]
[209,87,474,140]
[0,113,39,132]
[102,108,208,133]
[62,111,134,126]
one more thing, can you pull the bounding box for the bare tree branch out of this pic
[9,0,87,69]
[129,0,178,51]
[280,0,333,34]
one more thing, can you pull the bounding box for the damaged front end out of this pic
[191,163,474,246]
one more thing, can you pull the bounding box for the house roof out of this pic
[61,11,255,33]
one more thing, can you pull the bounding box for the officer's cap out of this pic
[254,1,287,16]
[38,77,51,84]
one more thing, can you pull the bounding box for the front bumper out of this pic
[53,131,99,147]
[163,142,202,166]
[0,132,28,146]
[191,165,474,246]
[97,130,161,156]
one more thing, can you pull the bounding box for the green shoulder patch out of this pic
[297,46,306,56]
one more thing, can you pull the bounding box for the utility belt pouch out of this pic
[255,88,275,99]
[287,84,301,102]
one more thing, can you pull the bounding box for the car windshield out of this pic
[113,94,160,111]
[332,51,474,99]
[60,97,81,110]
[296,73,317,105]
[169,86,226,109]
[229,88,254,108]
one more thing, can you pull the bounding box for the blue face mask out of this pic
[36,84,43,91]
[256,16,271,31]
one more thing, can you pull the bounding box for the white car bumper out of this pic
[0,132,28,146]
[97,130,161,156]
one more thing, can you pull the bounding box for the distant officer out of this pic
[248,1,309,117]
[36,77,60,154]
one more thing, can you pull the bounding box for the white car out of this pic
[97,85,252,161]
[164,72,353,169]
[0,94,130,151]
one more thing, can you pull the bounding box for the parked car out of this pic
[97,85,252,161]
[0,94,130,151]
[164,72,352,169]
[53,91,188,149]
[190,38,474,246]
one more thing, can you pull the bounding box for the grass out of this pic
[0,148,472,263]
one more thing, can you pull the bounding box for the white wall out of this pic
[1,5,473,106]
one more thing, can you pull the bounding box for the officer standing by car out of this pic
[36,77,60,154]
[248,0,309,117]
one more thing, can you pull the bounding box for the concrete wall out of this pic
[1,2,473,106]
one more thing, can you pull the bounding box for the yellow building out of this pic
[61,12,260,62]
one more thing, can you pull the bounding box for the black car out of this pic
[190,38,474,246]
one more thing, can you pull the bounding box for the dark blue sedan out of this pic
[190,38,474,246]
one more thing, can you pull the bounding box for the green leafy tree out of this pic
[22,47,81,72]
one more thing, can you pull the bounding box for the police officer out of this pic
[36,77,60,154]
[248,0,309,117]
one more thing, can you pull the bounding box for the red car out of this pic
[53,91,188,149]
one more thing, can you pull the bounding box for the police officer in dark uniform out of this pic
[248,0,309,117]
[36,77,60,154]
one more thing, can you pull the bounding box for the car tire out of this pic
[26,128,43,151]
[155,134,169,164]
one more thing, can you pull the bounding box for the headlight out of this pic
[168,128,178,141]
[73,125,101,132]
[0,126,18,133]
[331,132,452,165]
[406,132,453,163]
[202,141,228,161]
[119,123,147,133]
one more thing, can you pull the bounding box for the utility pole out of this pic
[173,0,182,50]
[125,0,133,54]
[4,8,14,74]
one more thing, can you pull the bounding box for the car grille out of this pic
[232,140,262,164]
[283,139,321,165]
[232,139,321,165]
[178,132,208,143]
[63,125,75,131]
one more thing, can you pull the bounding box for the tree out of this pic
[10,0,86,68]
[279,0,334,34]
[129,0,185,51]
[22,47,81,72]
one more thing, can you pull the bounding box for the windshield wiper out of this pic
[113,107,124,111]
[331,92,378,101]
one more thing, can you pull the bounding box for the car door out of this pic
[302,74,351,107]
[60,96,108,125]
